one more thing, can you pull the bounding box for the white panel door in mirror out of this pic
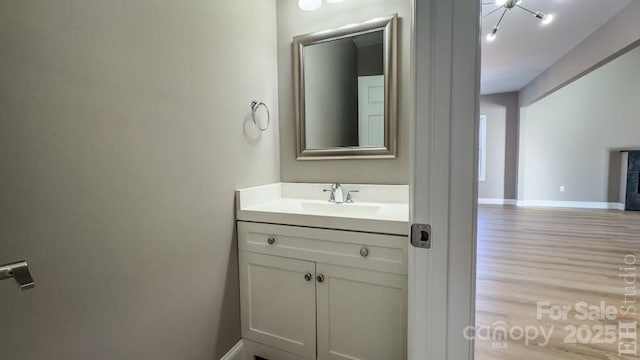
[358,75,385,147]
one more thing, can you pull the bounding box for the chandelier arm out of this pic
[483,6,504,18]
[516,5,538,16]
[495,8,508,28]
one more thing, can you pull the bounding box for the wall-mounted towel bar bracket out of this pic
[0,260,35,291]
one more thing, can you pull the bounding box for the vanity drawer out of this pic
[237,221,408,275]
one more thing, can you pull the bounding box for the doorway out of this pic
[475,0,640,358]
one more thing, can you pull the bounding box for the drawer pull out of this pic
[317,274,325,283]
[267,237,276,245]
[360,247,369,258]
[304,273,312,282]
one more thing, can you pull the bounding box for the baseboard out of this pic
[241,339,306,360]
[478,198,517,206]
[220,340,244,360]
[516,200,624,210]
[617,203,626,211]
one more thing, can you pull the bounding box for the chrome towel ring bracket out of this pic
[251,100,270,131]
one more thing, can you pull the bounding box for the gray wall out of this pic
[478,93,519,200]
[277,0,411,184]
[357,43,384,77]
[305,39,359,148]
[518,45,640,203]
[519,1,640,107]
[0,1,280,359]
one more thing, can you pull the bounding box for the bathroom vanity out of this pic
[235,183,409,360]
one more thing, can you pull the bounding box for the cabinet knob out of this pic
[316,274,325,283]
[267,237,275,245]
[360,247,369,257]
[304,273,312,281]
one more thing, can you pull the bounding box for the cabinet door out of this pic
[239,252,316,359]
[316,263,407,360]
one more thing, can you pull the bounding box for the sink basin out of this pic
[301,202,381,216]
[235,183,409,235]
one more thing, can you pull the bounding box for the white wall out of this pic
[277,0,411,184]
[519,1,640,107]
[0,1,279,358]
[518,45,640,204]
[479,93,519,200]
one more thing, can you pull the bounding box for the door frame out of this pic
[408,0,480,359]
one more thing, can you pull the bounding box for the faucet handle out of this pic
[345,190,359,203]
[323,189,336,202]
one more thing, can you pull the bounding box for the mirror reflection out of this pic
[304,31,385,150]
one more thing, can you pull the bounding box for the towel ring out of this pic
[251,100,270,131]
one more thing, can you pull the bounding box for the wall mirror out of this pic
[293,14,398,160]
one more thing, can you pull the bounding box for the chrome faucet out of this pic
[324,183,345,203]
[323,184,359,204]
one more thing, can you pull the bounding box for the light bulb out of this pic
[486,27,498,42]
[326,0,344,3]
[299,0,321,11]
[542,14,554,25]
[495,0,507,6]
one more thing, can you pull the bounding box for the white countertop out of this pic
[236,183,409,235]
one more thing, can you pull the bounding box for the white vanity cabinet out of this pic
[315,263,406,360]
[238,221,407,360]
[239,252,317,359]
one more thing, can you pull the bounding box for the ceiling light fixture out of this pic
[299,0,344,11]
[486,27,498,41]
[299,0,322,11]
[482,0,554,41]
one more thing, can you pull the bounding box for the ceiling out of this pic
[481,0,632,95]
